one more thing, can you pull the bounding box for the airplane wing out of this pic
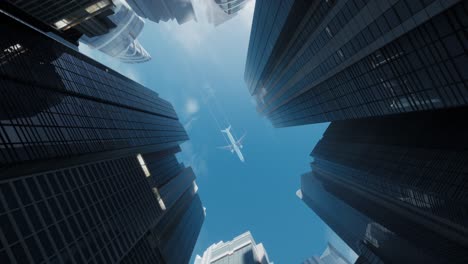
[235,133,246,147]
[217,145,234,151]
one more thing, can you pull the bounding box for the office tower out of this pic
[194,231,271,264]
[215,0,251,15]
[298,172,436,264]
[303,243,351,264]
[353,241,383,264]
[245,0,468,127]
[0,12,203,264]
[81,3,151,63]
[299,107,468,263]
[3,0,117,43]
[205,0,251,26]
[126,0,197,25]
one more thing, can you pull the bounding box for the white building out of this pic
[195,231,271,264]
[80,1,151,63]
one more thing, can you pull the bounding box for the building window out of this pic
[137,154,151,177]
[152,188,166,211]
[53,19,71,30]
[85,0,111,14]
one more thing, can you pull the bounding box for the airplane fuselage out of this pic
[225,129,245,162]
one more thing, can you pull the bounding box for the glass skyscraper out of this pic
[300,107,468,263]
[0,11,203,264]
[298,172,437,264]
[195,231,271,264]
[215,0,251,15]
[303,243,351,264]
[245,0,468,127]
[81,3,151,63]
[246,1,468,261]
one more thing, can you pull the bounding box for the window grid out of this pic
[0,156,164,264]
[268,2,467,127]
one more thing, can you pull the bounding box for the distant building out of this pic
[80,3,151,63]
[205,0,251,26]
[215,0,251,15]
[0,12,203,264]
[244,0,468,127]
[195,231,271,264]
[126,0,197,25]
[303,243,351,264]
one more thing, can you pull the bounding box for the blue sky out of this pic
[80,1,356,263]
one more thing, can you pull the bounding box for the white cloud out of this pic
[177,142,208,176]
[156,0,255,55]
[184,116,199,131]
[185,98,200,115]
[237,0,255,29]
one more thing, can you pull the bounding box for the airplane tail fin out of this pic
[221,125,231,134]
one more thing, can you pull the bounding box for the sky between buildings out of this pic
[79,1,357,263]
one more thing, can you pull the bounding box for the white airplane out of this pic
[218,125,246,162]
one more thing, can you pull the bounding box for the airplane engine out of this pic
[231,150,234,153]
[240,145,243,149]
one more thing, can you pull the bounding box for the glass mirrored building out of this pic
[205,0,251,27]
[303,243,351,264]
[299,107,468,263]
[80,3,151,63]
[0,11,203,264]
[195,231,271,264]
[245,0,468,127]
[215,0,251,15]
[298,172,437,264]
[126,0,197,25]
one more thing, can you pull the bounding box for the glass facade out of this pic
[0,12,204,264]
[299,173,372,254]
[0,150,204,264]
[354,241,384,264]
[5,0,114,31]
[299,172,437,263]
[309,108,468,263]
[303,243,351,264]
[244,0,295,94]
[81,3,151,63]
[215,0,251,15]
[245,0,468,127]
[0,13,181,170]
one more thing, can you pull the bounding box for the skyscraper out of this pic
[2,0,117,43]
[298,172,437,264]
[299,107,468,263]
[126,0,197,25]
[245,0,468,127]
[303,243,351,264]
[205,0,252,26]
[0,11,203,264]
[80,3,151,63]
[353,241,383,264]
[195,231,271,264]
[214,0,251,15]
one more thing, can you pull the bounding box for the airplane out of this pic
[217,125,246,162]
